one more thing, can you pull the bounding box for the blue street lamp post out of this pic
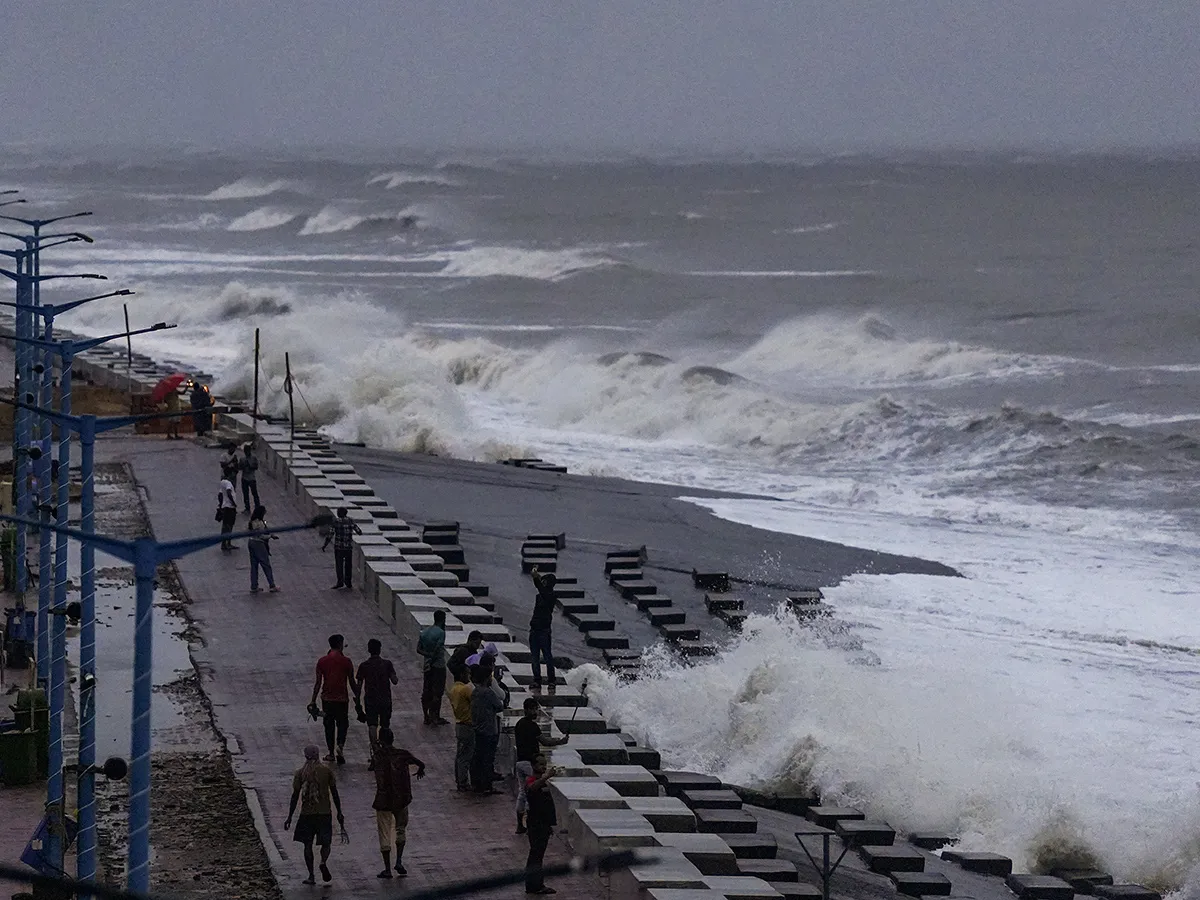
[6,320,166,882]
[0,512,330,894]
[0,268,105,694]
[5,399,206,890]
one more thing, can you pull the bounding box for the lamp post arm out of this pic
[157,517,332,561]
[0,211,93,229]
[0,514,136,563]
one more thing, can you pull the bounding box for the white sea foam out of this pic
[202,177,298,201]
[685,269,875,277]
[368,170,460,189]
[629,495,1200,888]
[408,245,617,280]
[226,206,299,232]
[780,221,841,234]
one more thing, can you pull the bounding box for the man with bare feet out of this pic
[284,745,346,885]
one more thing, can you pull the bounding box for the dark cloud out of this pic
[2,0,1197,151]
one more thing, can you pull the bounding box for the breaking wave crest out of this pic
[367,170,460,189]
[571,610,1200,888]
[203,177,298,201]
[298,204,420,235]
[226,206,299,232]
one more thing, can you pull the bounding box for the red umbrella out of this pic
[149,372,189,405]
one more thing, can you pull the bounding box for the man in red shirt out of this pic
[372,728,426,878]
[311,634,360,765]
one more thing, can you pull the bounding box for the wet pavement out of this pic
[105,434,607,900]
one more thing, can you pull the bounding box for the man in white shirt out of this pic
[218,477,238,551]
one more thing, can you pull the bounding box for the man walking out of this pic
[217,474,238,552]
[514,697,567,834]
[322,507,362,590]
[529,567,557,690]
[240,442,261,514]
[372,728,426,879]
[311,634,360,764]
[356,639,398,770]
[524,754,559,895]
[284,745,345,885]
[417,610,449,726]
[469,660,509,793]
[449,667,474,791]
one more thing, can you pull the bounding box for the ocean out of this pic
[7,146,1200,888]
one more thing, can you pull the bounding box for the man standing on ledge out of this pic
[322,507,362,590]
[311,634,360,764]
[529,567,557,691]
[417,610,449,725]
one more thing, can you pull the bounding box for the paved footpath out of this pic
[106,435,603,900]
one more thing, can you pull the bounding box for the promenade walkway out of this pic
[105,435,603,900]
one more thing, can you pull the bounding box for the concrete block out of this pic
[735,860,798,882]
[454,608,495,625]
[1005,875,1075,900]
[624,797,697,832]
[804,806,864,829]
[423,529,460,546]
[559,598,600,616]
[404,553,446,571]
[768,884,822,900]
[430,544,466,565]
[657,771,722,796]
[551,706,609,735]
[444,563,470,582]
[569,809,659,858]
[891,872,953,897]
[681,789,743,810]
[662,624,702,642]
[719,834,776,859]
[551,778,627,823]
[698,878,783,900]
[649,607,687,627]
[554,585,587,600]
[460,581,490,598]
[379,575,435,595]
[531,686,588,708]
[587,765,662,797]
[1094,887,1161,900]
[587,632,631,650]
[474,623,512,643]
[610,849,707,899]
[941,850,1012,877]
[609,567,644,582]
[652,834,740,876]
[836,820,895,846]
[569,612,616,632]
[395,593,450,613]
[627,748,662,770]
[695,808,758,834]
[419,571,461,589]
[704,594,744,612]
[433,586,477,606]
[637,594,675,610]
[565,733,630,764]
[411,609,463,634]
[908,833,954,852]
[647,891,727,900]
[860,845,925,874]
[619,580,658,599]
[528,532,566,550]
[544,748,589,775]
[1052,870,1114,893]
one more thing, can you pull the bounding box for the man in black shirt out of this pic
[356,639,399,770]
[528,568,557,690]
[513,697,566,835]
[523,754,558,895]
[447,630,483,682]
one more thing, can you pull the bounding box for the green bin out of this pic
[12,689,49,778]
[0,727,38,785]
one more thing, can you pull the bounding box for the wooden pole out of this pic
[252,327,260,433]
[123,304,132,414]
[284,351,294,449]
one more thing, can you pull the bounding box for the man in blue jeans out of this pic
[529,568,557,691]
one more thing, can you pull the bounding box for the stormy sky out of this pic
[1,1,1197,152]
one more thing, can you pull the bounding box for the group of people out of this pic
[215,443,277,592]
[296,623,567,893]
